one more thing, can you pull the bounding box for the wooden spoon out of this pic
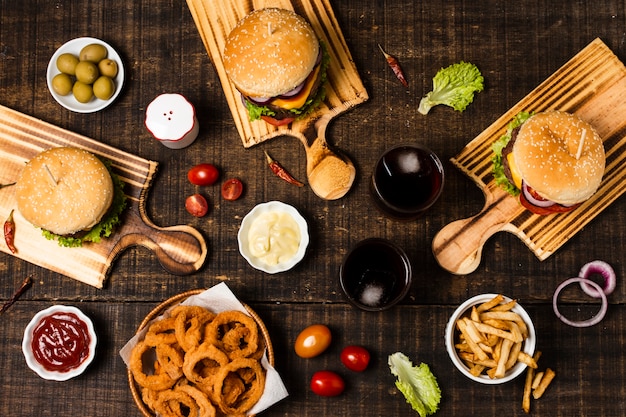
[294,114,356,200]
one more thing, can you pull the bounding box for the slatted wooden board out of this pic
[432,38,626,275]
[186,0,368,148]
[0,105,207,288]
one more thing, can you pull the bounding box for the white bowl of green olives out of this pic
[46,37,124,113]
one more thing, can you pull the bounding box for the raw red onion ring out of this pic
[553,277,608,327]
[578,260,616,298]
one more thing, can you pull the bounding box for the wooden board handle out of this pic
[432,188,523,275]
[111,210,208,276]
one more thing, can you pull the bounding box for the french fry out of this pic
[517,351,539,369]
[522,351,542,414]
[457,319,489,361]
[494,338,514,378]
[490,299,517,312]
[476,294,504,312]
[532,368,555,399]
[531,371,544,389]
[473,320,523,343]
[504,341,523,370]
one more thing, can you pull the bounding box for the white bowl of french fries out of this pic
[445,293,537,384]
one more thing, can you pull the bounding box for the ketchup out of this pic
[30,311,91,373]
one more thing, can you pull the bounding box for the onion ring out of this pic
[130,341,178,391]
[212,357,265,415]
[553,277,608,327]
[578,260,616,298]
[206,310,259,360]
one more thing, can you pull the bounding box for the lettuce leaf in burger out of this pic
[491,111,605,215]
[223,8,330,127]
[15,147,127,247]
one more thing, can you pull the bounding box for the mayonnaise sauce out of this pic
[247,211,301,266]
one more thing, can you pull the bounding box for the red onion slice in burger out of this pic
[521,181,556,208]
[278,81,306,98]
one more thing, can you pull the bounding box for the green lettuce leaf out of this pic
[388,352,441,416]
[491,111,533,196]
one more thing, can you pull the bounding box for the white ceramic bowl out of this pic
[444,293,536,384]
[238,201,309,274]
[46,37,125,113]
[22,305,97,381]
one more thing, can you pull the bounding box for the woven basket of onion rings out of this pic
[127,289,275,417]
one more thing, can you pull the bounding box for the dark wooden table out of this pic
[1,1,624,416]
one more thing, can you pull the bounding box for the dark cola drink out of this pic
[371,144,444,220]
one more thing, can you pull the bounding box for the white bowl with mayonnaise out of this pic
[238,201,309,273]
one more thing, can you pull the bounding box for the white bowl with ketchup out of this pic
[22,305,97,381]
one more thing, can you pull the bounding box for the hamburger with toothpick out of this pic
[222,8,330,127]
[492,111,605,215]
[14,147,127,247]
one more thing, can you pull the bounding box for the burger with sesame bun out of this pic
[492,111,605,215]
[223,8,330,127]
[14,147,127,247]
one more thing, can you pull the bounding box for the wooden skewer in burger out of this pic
[492,111,605,215]
[222,8,330,127]
[14,147,127,247]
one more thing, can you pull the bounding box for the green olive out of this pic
[79,43,108,63]
[92,76,115,100]
[51,73,73,96]
[56,53,79,75]
[98,59,118,78]
[72,81,93,103]
[75,61,99,84]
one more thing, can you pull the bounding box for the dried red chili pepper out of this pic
[264,151,305,187]
[4,209,16,254]
[378,44,409,88]
[0,276,32,314]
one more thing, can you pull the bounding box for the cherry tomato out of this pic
[185,193,208,217]
[294,324,332,358]
[261,115,295,126]
[340,345,370,372]
[187,163,219,186]
[221,178,243,201]
[310,370,345,397]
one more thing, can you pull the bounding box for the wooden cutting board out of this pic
[432,38,626,275]
[0,105,207,288]
[186,0,369,148]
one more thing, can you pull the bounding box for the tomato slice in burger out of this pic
[519,191,579,215]
[261,115,295,127]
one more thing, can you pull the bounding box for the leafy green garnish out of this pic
[389,352,441,416]
[418,61,484,115]
[491,111,533,196]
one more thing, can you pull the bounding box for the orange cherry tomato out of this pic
[294,324,332,358]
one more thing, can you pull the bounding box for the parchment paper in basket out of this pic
[120,282,289,414]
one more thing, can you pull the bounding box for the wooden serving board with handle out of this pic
[0,105,207,288]
[433,38,626,275]
[186,0,369,199]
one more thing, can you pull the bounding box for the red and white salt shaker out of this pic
[145,93,199,149]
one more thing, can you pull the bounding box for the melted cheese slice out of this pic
[507,152,523,189]
[271,65,321,110]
